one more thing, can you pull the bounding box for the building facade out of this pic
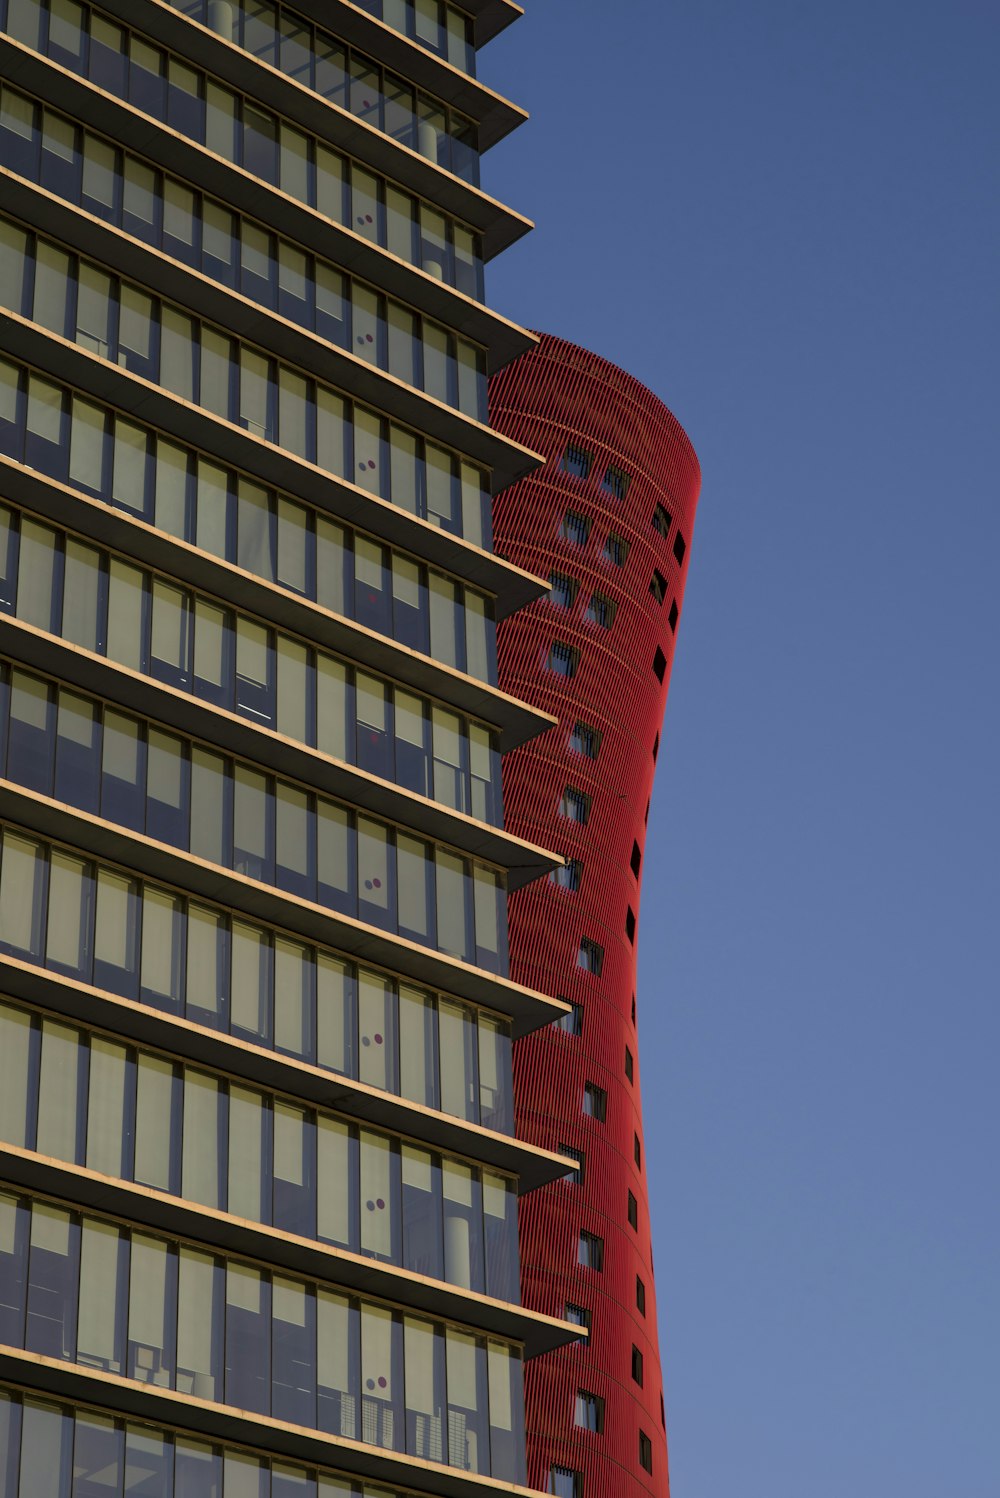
[491,335,701,1498]
[0,2,585,1494]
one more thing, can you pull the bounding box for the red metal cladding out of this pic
[489,334,701,1498]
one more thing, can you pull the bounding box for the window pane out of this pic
[359,1131,394,1261]
[177,1248,221,1401]
[182,1071,222,1208]
[36,1019,81,1163]
[46,850,89,974]
[134,1055,175,1193]
[317,1289,356,1438]
[228,1086,265,1222]
[128,1234,173,1388]
[0,1004,33,1147]
[0,832,44,957]
[112,419,150,516]
[86,1037,128,1178]
[62,539,103,653]
[77,1217,125,1372]
[18,1400,71,1496]
[68,398,106,493]
[106,559,145,672]
[317,1118,352,1248]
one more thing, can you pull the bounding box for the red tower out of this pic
[490,335,701,1498]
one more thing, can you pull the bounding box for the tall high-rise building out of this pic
[491,334,701,1498]
[0,3,585,1493]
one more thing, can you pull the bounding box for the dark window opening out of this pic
[652,504,670,539]
[644,799,650,825]
[560,786,591,824]
[673,530,687,566]
[570,721,601,760]
[549,641,580,677]
[625,906,636,944]
[627,1190,638,1229]
[631,1346,644,1386]
[602,465,630,502]
[649,569,666,605]
[603,532,629,567]
[551,858,583,892]
[631,994,636,1025]
[634,1133,642,1169]
[636,1275,646,1315]
[575,1390,604,1434]
[561,444,592,481]
[625,1045,634,1082]
[565,1303,591,1333]
[578,1230,604,1271]
[554,1001,583,1037]
[652,732,659,761]
[585,592,616,630]
[559,1144,585,1182]
[652,646,666,682]
[668,600,679,634]
[660,1392,666,1428]
[630,841,642,878]
[579,938,604,976]
[560,511,590,546]
[550,572,578,609]
[639,1432,653,1474]
[583,1082,607,1122]
[549,1468,582,1498]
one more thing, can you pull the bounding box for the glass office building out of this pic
[0,2,581,1493]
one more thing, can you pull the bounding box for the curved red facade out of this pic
[490,335,701,1498]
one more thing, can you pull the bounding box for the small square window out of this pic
[561,444,592,480]
[672,530,687,566]
[560,1144,585,1182]
[631,1346,644,1386]
[625,906,636,944]
[652,646,666,682]
[639,1432,653,1474]
[578,1230,604,1271]
[560,786,591,824]
[551,858,583,892]
[578,938,604,976]
[636,1275,646,1315]
[630,841,642,877]
[574,1390,604,1434]
[585,592,616,629]
[554,1000,583,1037]
[602,465,630,502]
[634,1133,642,1169]
[550,572,578,609]
[652,503,670,539]
[583,1082,607,1122]
[549,1467,581,1498]
[668,600,679,634]
[625,1045,634,1082]
[565,1302,591,1333]
[649,569,666,605]
[549,641,580,677]
[627,1190,638,1229]
[560,510,590,546]
[603,532,629,567]
[570,721,602,760]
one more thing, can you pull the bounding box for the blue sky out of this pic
[479,4,999,1494]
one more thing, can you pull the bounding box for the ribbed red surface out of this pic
[490,335,701,1498]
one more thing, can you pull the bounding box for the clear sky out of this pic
[479,4,999,1495]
